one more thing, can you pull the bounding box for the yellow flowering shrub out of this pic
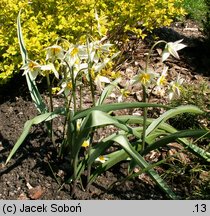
[0,0,185,84]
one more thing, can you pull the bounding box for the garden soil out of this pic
[0,20,209,200]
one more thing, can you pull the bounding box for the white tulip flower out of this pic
[46,45,64,61]
[168,74,184,100]
[95,155,108,163]
[94,74,110,91]
[131,68,157,87]
[41,63,59,79]
[162,39,187,62]
[22,60,41,80]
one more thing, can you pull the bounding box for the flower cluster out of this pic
[130,39,186,100]
[22,38,120,97]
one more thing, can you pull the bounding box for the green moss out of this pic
[182,0,207,22]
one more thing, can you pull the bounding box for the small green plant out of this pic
[169,81,210,130]
[5,11,210,199]
[182,0,207,22]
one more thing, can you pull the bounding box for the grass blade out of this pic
[75,110,141,155]
[114,115,210,161]
[6,108,65,164]
[96,78,121,105]
[143,129,210,161]
[73,102,170,120]
[145,105,203,137]
[17,10,27,65]
[90,134,178,199]
[17,10,46,113]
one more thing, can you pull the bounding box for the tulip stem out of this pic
[145,40,167,72]
[46,74,55,147]
[141,85,147,153]
[88,68,96,107]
